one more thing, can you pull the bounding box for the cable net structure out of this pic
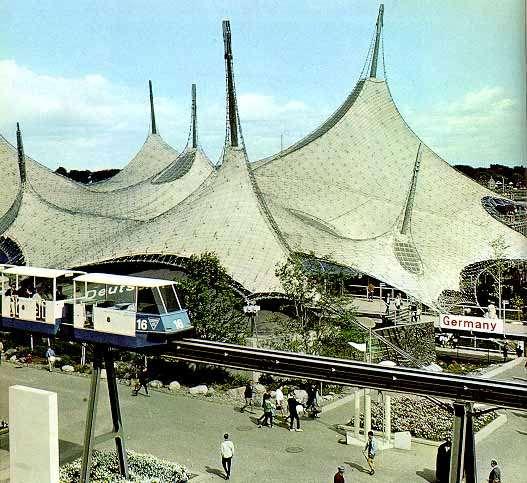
[0,6,525,308]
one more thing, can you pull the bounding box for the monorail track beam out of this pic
[166,339,527,410]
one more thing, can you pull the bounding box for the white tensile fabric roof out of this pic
[252,78,526,305]
[1,22,525,307]
[0,133,213,221]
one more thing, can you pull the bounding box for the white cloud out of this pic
[403,86,525,165]
[0,60,315,168]
[0,59,188,169]
[238,93,307,121]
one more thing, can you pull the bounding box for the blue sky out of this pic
[1,0,525,170]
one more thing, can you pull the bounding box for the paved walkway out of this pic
[475,358,527,482]
[0,361,525,482]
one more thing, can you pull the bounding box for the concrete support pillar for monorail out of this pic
[354,389,361,439]
[384,393,391,444]
[364,389,372,438]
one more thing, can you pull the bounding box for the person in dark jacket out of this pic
[333,465,345,483]
[241,383,253,412]
[488,459,501,483]
[132,365,149,396]
[516,344,523,358]
[435,436,451,483]
[287,392,303,431]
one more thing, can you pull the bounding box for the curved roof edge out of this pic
[253,79,367,170]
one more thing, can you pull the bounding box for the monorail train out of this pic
[0,265,192,348]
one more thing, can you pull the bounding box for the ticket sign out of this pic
[439,314,504,334]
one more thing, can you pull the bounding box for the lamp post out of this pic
[360,318,377,363]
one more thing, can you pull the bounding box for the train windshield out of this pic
[158,285,181,312]
[136,285,180,314]
[137,287,160,314]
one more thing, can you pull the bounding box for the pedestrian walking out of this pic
[0,340,4,365]
[394,293,402,316]
[435,436,451,483]
[333,465,345,483]
[383,293,391,316]
[516,344,523,358]
[241,382,253,412]
[132,365,150,396]
[45,346,56,372]
[502,344,508,363]
[257,392,270,425]
[220,433,234,480]
[305,383,321,418]
[275,385,285,418]
[367,283,375,301]
[410,300,418,322]
[261,396,275,428]
[488,459,501,482]
[287,391,303,432]
[363,430,377,475]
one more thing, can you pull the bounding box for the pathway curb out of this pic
[480,356,525,379]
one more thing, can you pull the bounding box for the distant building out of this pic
[487,176,496,190]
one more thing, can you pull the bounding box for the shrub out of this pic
[349,395,497,441]
[58,354,73,367]
[59,449,190,482]
[73,364,92,375]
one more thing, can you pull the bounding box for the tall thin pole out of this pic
[16,123,27,185]
[149,80,157,135]
[223,20,238,148]
[369,4,384,78]
[191,84,197,148]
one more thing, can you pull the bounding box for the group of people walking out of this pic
[243,382,321,432]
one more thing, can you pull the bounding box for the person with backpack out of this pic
[287,391,303,432]
[241,382,253,412]
[132,364,150,396]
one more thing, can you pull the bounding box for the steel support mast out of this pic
[149,80,157,135]
[80,345,128,483]
[223,20,239,147]
[369,4,384,78]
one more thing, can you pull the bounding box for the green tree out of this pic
[487,236,512,319]
[179,252,248,344]
[273,255,362,357]
[511,294,524,321]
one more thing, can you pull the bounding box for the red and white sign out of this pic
[439,314,504,334]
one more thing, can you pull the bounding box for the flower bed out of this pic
[60,449,190,482]
[349,395,497,441]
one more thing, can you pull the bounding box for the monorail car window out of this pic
[34,277,53,301]
[137,287,159,314]
[85,283,135,308]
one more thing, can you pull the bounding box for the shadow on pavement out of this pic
[416,468,436,482]
[59,439,83,465]
[248,416,263,427]
[345,461,370,474]
[205,466,226,479]
[238,406,256,414]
